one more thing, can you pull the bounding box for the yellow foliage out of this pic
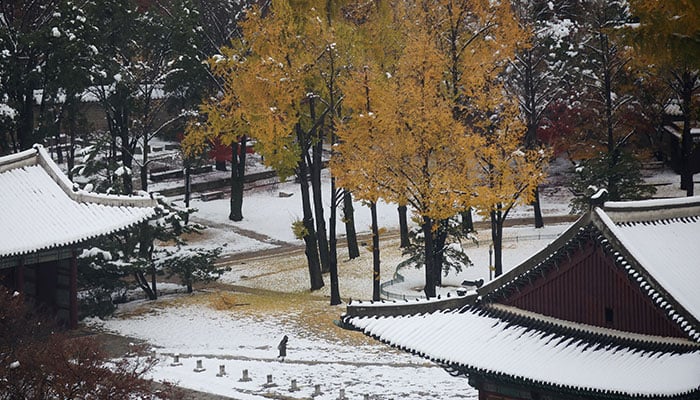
[470,95,550,217]
[208,291,240,311]
[291,219,309,240]
[333,0,533,223]
[336,22,477,220]
[183,1,337,178]
[626,0,700,69]
[185,0,547,227]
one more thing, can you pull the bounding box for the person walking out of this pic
[277,335,288,362]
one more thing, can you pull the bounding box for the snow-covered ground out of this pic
[86,159,697,399]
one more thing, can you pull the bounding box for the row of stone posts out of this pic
[170,355,375,399]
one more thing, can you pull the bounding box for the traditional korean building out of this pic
[660,99,700,175]
[341,197,700,399]
[0,145,158,327]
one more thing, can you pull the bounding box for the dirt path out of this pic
[213,214,579,264]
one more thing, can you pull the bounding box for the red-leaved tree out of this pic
[0,288,179,400]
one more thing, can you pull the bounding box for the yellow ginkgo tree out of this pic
[469,92,550,277]
[334,6,479,298]
[182,42,254,222]
[183,2,326,290]
[426,0,546,279]
[335,0,546,296]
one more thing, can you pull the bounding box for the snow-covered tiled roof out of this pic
[665,101,682,117]
[0,146,158,258]
[479,197,700,341]
[343,306,700,397]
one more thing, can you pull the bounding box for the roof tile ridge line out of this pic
[477,212,591,300]
[483,303,700,353]
[34,145,158,208]
[621,214,699,227]
[604,195,700,213]
[0,147,38,173]
[591,208,700,342]
[345,295,474,319]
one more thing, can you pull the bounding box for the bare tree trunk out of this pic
[329,179,341,305]
[54,123,64,165]
[532,187,544,228]
[343,191,360,259]
[66,100,78,180]
[297,125,324,291]
[229,136,247,221]
[433,220,448,287]
[184,163,191,208]
[680,71,695,196]
[522,49,545,229]
[137,224,157,300]
[140,132,149,192]
[371,201,381,301]
[422,216,436,298]
[491,210,504,277]
[184,162,191,224]
[17,88,35,151]
[398,205,410,248]
[134,271,156,300]
[117,106,134,194]
[150,263,157,300]
[461,208,474,234]
[309,99,330,272]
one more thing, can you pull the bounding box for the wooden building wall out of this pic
[500,239,685,338]
[1,250,78,328]
[471,375,591,400]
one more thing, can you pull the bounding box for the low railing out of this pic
[465,231,563,248]
[379,273,423,301]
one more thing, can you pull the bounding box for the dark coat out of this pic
[277,335,288,357]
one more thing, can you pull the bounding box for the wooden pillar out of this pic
[14,257,25,292]
[69,249,78,328]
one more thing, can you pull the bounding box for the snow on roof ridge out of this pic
[33,145,158,208]
[478,216,592,299]
[0,147,37,173]
[604,196,700,209]
[478,204,699,342]
[345,293,476,319]
[487,303,699,349]
[349,292,468,306]
[603,196,700,222]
